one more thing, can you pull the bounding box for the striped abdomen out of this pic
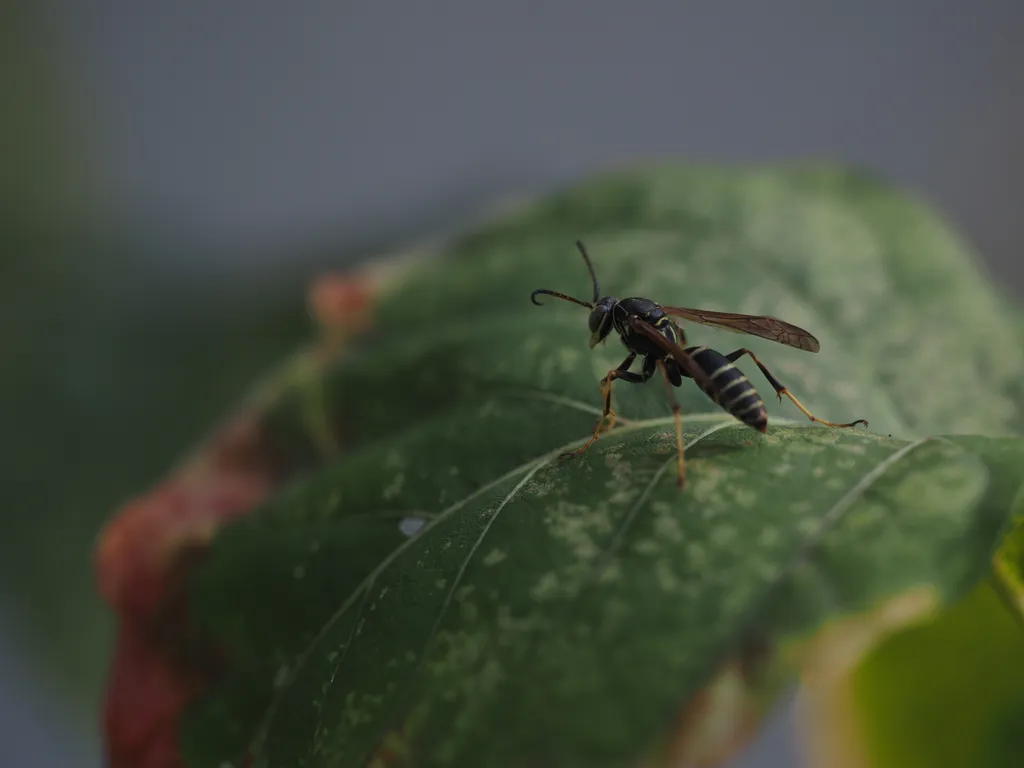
[685,345,768,432]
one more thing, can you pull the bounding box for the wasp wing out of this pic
[661,306,820,353]
[627,316,716,392]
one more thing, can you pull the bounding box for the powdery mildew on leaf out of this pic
[184,410,1010,767]
[798,437,1024,768]
[175,165,1024,768]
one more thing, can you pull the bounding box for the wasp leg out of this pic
[724,348,868,429]
[560,353,652,460]
[657,360,686,489]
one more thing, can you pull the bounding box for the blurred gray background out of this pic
[3,1,1022,766]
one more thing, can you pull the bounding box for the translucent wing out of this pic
[627,316,715,392]
[662,306,820,353]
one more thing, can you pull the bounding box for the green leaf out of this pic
[969,434,1024,626]
[993,487,1024,624]
[180,164,1024,767]
[797,436,1024,768]
[802,581,1024,768]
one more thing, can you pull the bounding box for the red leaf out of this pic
[97,471,265,768]
[95,262,396,768]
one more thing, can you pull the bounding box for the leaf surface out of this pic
[164,164,1024,767]
[795,437,1024,768]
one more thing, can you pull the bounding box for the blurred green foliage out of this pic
[1,241,313,711]
[849,580,1024,768]
[0,3,317,747]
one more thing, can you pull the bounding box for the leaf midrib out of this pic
[378,431,935,766]
[357,418,751,764]
[248,412,751,752]
[250,411,913,758]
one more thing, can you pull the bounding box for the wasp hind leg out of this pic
[657,360,686,490]
[560,353,652,460]
[725,348,868,429]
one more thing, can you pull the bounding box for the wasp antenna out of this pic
[575,240,600,304]
[531,288,593,309]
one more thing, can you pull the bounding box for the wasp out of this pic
[531,241,868,489]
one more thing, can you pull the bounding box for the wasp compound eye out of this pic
[588,306,609,333]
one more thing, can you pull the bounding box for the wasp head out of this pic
[531,240,617,349]
[587,296,617,348]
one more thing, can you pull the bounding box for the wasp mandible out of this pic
[531,241,868,489]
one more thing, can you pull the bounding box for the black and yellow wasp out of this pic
[531,241,867,489]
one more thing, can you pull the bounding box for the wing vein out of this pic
[662,306,821,353]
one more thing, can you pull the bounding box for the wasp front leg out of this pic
[560,353,654,460]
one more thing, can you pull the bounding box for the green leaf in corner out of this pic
[993,502,1024,623]
[796,436,1024,768]
[969,434,1024,626]
[801,581,1024,768]
[178,164,1024,767]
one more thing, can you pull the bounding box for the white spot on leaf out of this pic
[383,472,405,500]
[483,548,507,566]
[757,526,780,548]
[532,572,560,601]
[656,559,681,592]
[711,525,738,547]
[399,517,426,537]
[273,665,291,690]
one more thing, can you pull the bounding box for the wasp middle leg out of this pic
[657,360,687,489]
[724,348,868,429]
[560,353,653,460]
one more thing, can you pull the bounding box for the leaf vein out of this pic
[789,436,932,567]
[249,412,808,752]
[684,436,934,717]
[581,418,745,594]
[305,582,373,759]
[407,460,549,691]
